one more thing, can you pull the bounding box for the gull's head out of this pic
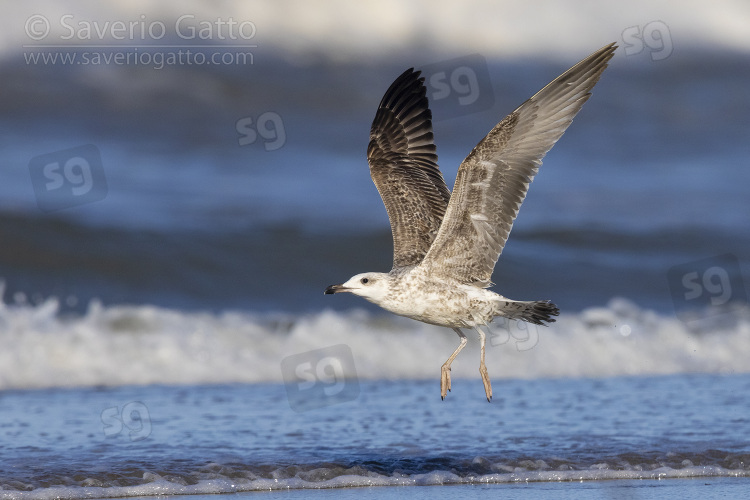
[324,272,392,305]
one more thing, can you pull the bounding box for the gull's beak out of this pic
[324,284,349,295]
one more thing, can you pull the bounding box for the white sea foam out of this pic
[2,464,748,499]
[1,282,748,390]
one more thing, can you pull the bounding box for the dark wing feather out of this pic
[420,43,617,286]
[367,69,452,270]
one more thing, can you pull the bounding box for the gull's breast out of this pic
[380,275,497,328]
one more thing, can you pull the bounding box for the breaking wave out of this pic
[1,281,748,390]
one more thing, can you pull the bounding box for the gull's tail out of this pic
[493,299,560,325]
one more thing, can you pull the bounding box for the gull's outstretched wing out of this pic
[368,69,452,271]
[420,43,617,287]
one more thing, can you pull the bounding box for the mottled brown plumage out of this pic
[367,69,451,269]
[421,44,616,287]
[327,43,617,401]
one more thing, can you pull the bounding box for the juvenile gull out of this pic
[326,43,616,401]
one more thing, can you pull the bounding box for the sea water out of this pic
[1,296,750,498]
[1,374,749,498]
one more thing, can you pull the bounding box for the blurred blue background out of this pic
[1,0,748,315]
[0,1,749,391]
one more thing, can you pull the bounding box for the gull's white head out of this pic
[324,272,392,305]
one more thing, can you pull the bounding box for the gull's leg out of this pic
[441,328,467,400]
[476,327,492,402]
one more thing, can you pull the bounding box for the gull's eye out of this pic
[361,278,370,284]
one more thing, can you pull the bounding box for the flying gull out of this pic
[326,43,616,401]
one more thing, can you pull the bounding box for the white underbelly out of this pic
[381,284,498,328]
